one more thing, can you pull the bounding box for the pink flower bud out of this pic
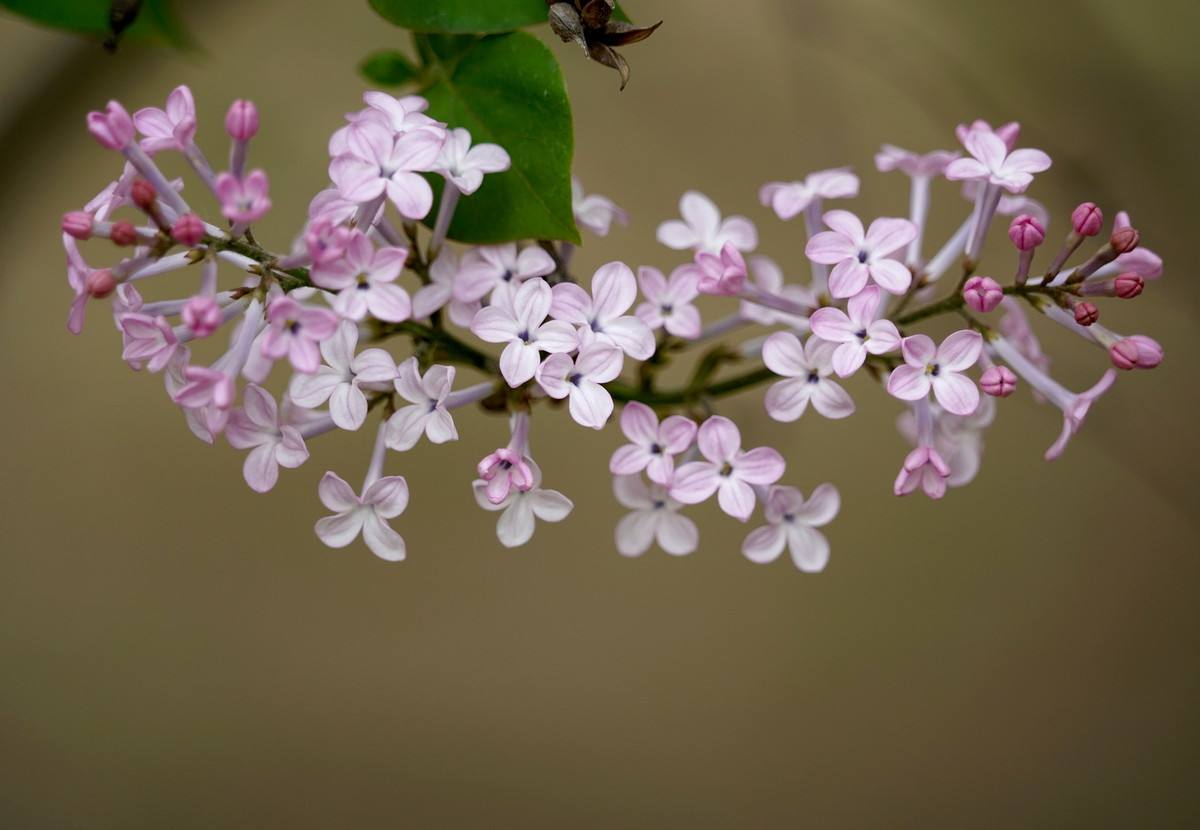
[85,269,116,298]
[62,211,93,240]
[1008,214,1045,250]
[1110,226,1140,254]
[1072,301,1099,326]
[225,99,259,141]
[1109,335,1163,370]
[979,365,1017,397]
[182,295,222,338]
[1071,202,1103,237]
[1114,272,1144,299]
[695,243,748,297]
[171,214,205,247]
[110,221,137,247]
[86,100,134,150]
[961,275,1004,313]
[131,178,157,212]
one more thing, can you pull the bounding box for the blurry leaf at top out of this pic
[368,0,630,34]
[0,0,191,48]
[360,49,420,87]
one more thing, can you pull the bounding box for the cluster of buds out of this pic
[63,89,1163,569]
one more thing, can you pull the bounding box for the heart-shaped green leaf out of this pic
[421,32,579,244]
[360,49,420,87]
[0,0,192,47]
[369,0,632,34]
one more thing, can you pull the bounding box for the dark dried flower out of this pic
[546,0,662,90]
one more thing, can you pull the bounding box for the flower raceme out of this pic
[65,85,1165,568]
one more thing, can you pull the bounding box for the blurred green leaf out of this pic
[421,32,578,244]
[370,0,632,34]
[0,0,192,48]
[360,49,420,87]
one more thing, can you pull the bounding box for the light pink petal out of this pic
[514,277,552,331]
[810,380,855,419]
[361,512,406,561]
[719,216,758,251]
[364,475,409,518]
[592,261,638,319]
[944,158,990,182]
[821,210,865,244]
[645,455,676,487]
[317,471,360,513]
[412,283,450,318]
[804,230,858,265]
[351,348,398,384]
[937,330,983,372]
[887,365,932,401]
[242,442,280,493]
[931,373,980,416]
[864,321,901,354]
[549,281,593,324]
[515,246,555,279]
[831,342,867,378]
[463,142,511,175]
[965,130,1008,171]
[385,173,434,220]
[656,220,698,250]
[809,307,856,344]
[656,513,698,556]
[762,331,808,378]
[568,379,614,429]
[315,510,365,549]
[389,128,445,171]
[420,364,455,402]
[329,382,368,431]
[696,416,740,463]
[321,320,357,371]
[678,191,720,242]
[658,415,697,454]
[576,344,624,383]
[717,478,757,521]
[529,489,573,522]
[637,266,667,302]
[1003,148,1052,175]
[792,483,840,526]
[664,304,702,340]
[531,320,580,354]
[613,473,653,509]
[615,511,656,557]
[600,316,654,360]
[496,499,536,547]
[827,260,869,299]
[424,407,457,444]
[241,383,277,429]
[868,259,912,294]
[470,306,519,343]
[742,524,786,564]
[275,427,309,469]
[366,283,412,323]
[864,218,917,258]
[619,401,658,446]
[610,443,652,476]
[393,357,425,404]
[786,526,830,573]
[386,406,429,451]
[901,334,937,367]
[669,462,720,504]
[734,447,785,485]
[764,378,811,422]
[499,341,540,387]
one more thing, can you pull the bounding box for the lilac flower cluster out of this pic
[63,92,1164,569]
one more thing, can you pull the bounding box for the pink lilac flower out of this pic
[64,236,105,334]
[608,402,697,485]
[962,275,1004,313]
[477,450,534,505]
[308,187,363,227]
[550,261,655,359]
[386,358,459,450]
[434,127,510,195]
[656,191,757,254]
[455,243,556,303]
[330,121,445,219]
[894,444,951,499]
[739,256,815,329]
[165,347,229,444]
[288,320,398,431]
[472,460,573,548]
[758,168,859,221]
[303,215,354,266]
[808,285,901,377]
[225,384,310,493]
[956,119,1020,149]
[262,295,339,374]
[358,91,442,138]
[689,242,748,296]
[117,313,180,372]
[945,129,1051,194]
[896,397,995,489]
[741,484,839,572]
[314,471,409,561]
[87,100,135,150]
[412,249,481,325]
[874,146,958,178]
[469,278,578,387]
[887,331,983,416]
[635,265,702,339]
[761,333,855,421]
[215,170,272,223]
[805,210,916,298]
[670,416,785,521]
[535,343,624,430]
[173,300,265,413]
[572,177,628,237]
[612,474,698,557]
[309,230,411,322]
[133,85,197,154]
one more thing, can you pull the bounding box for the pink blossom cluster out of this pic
[64,92,1164,569]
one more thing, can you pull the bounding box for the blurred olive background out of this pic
[2,1,1199,826]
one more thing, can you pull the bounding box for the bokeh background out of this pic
[2,1,1198,826]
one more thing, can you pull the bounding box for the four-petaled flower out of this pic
[550,261,655,359]
[741,484,839,572]
[455,243,556,304]
[310,230,411,322]
[133,85,197,153]
[288,320,397,431]
[635,265,702,339]
[411,249,482,326]
[762,333,855,421]
[330,121,445,219]
[386,358,459,451]
[670,416,785,521]
[262,295,339,374]
[613,474,699,557]
[226,384,310,493]
[477,447,535,505]
[117,313,180,372]
[609,401,697,485]
[689,242,748,296]
[758,168,860,221]
[535,343,624,430]
[215,170,272,224]
[945,129,1051,194]
[809,285,901,377]
[887,331,983,416]
[894,445,951,500]
[656,191,757,254]
[434,127,510,195]
[314,471,409,561]
[805,210,916,298]
[473,461,573,548]
[470,278,578,387]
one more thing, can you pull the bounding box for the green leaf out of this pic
[360,49,419,87]
[369,0,549,34]
[421,32,578,244]
[0,0,192,48]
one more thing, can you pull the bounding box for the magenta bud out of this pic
[1114,272,1144,299]
[85,100,134,150]
[979,365,1017,397]
[182,295,222,338]
[1109,335,1163,371]
[1110,226,1140,254]
[62,211,94,240]
[131,178,157,212]
[85,268,117,298]
[962,275,1004,313]
[225,99,259,141]
[1008,214,1045,250]
[110,221,137,247]
[1071,202,1103,237]
[1072,301,1100,326]
[171,214,205,247]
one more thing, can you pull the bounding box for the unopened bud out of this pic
[62,211,93,240]
[1110,226,1140,254]
[1071,202,1103,237]
[979,365,1017,397]
[85,268,117,298]
[1109,335,1163,371]
[171,213,205,247]
[1114,272,1144,299]
[962,275,1004,313]
[1008,214,1045,251]
[225,100,259,141]
[131,178,157,212]
[1072,301,1099,326]
[110,221,137,247]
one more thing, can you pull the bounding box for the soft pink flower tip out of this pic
[62,211,93,240]
[85,269,116,298]
[1072,302,1099,327]
[1114,272,1144,299]
[979,365,1017,397]
[1110,226,1140,254]
[182,295,222,338]
[110,221,137,247]
[962,276,1003,313]
[1071,202,1103,237]
[86,100,134,150]
[225,100,259,141]
[1008,214,1045,250]
[1109,335,1162,371]
[171,214,205,247]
